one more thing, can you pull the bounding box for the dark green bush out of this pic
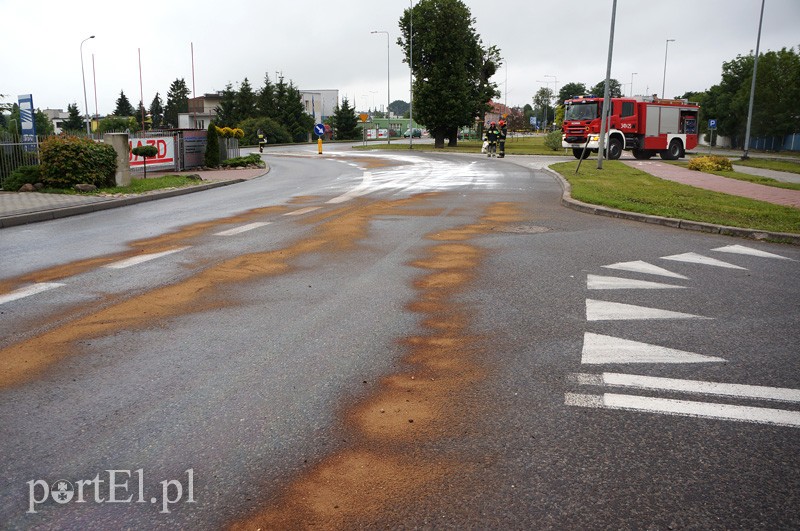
[131,145,158,158]
[238,117,293,145]
[205,122,220,167]
[3,165,42,190]
[39,135,117,188]
[220,154,264,168]
[544,130,563,151]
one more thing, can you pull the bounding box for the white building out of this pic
[299,90,338,123]
[42,108,70,134]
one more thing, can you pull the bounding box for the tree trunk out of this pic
[434,133,446,148]
[447,127,458,147]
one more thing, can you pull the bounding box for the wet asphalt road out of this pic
[1,144,798,529]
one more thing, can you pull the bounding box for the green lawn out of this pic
[732,157,800,174]
[551,160,800,234]
[357,135,568,156]
[41,175,204,195]
[672,160,800,191]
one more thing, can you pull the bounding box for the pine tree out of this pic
[214,83,238,127]
[63,103,84,131]
[113,90,135,116]
[236,78,257,123]
[164,78,190,128]
[149,92,164,129]
[257,73,275,118]
[134,100,148,131]
[204,121,220,167]
[332,97,360,140]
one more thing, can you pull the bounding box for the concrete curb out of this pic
[543,166,800,246]
[0,179,245,229]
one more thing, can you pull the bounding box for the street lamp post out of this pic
[630,72,637,97]
[661,39,675,99]
[743,0,766,159]
[371,30,391,144]
[80,35,95,136]
[409,0,414,149]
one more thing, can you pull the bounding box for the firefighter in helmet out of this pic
[498,119,508,158]
[485,121,500,158]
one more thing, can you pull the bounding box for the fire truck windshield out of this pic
[565,103,598,121]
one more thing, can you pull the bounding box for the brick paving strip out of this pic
[623,160,800,208]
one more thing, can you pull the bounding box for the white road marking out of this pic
[587,274,685,290]
[284,207,321,216]
[571,372,798,403]
[104,248,189,269]
[602,260,688,279]
[711,244,794,260]
[661,252,747,270]
[214,222,271,236]
[581,332,725,364]
[0,283,65,305]
[586,299,711,321]
[326,171,374,204]
[564,392,800,428]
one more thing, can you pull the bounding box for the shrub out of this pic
[3,165,42,191]
[220,154,264,168]
[544,129,563,151]
[238,117,293,145]
[205,122,220,167]
[688,155,733,172]
[39,135,117,188]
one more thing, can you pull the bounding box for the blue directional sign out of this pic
[314,123,325,136]
[708,119,717,129]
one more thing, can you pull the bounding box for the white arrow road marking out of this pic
[587,274,685,290]
[661,252,747,270]
[602,260,688,279]
[214,222,271,236]
[570,372,798,403]
[586,299,711,321]
[284,207,321,216]
[711,244,794,260]
[581,332,724,364]
[0,283,65,305]
[564,392,800,428]
[105,248,189,269]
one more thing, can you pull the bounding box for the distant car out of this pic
[403,128,422,138]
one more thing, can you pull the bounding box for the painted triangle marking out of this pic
[587,274,685,290]
[711,245,794,261]
[581,332,725,364]
[602,260,688,279]
[586,299,711,321]
[661,252,747,270]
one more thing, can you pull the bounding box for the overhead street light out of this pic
[370,30,390,144]
[630,72,637,97]
[661,39,675,99]
[80,35,95,135]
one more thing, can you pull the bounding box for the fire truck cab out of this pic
[561,95,700,160]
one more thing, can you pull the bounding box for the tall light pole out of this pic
[80,35,95,135]
[661,38,675,99]
[596,0,617,170]
[371,30,391,144]
[630,72,637,97]
[743,0,765,160]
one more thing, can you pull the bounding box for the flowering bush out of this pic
[687,155,733,172]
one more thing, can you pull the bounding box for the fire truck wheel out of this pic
[572,148,591,159]
[660,139,683,160]
[632,149,654,160]
[606,138,623,160]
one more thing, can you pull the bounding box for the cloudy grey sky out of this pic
[2,0,798,116]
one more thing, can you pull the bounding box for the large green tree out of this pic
[257,73,276,118]
[164,78,190,128]
[149,92,164,129]
[559,82,588,104]
[235,78,257,123]
[63,103,84,132]
[398,0,500,148]
[590,79,623,99]
[330,97,360,140]
[214,83,238,127]
[113,90,135,116]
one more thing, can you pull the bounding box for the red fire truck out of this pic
[561,95,700,160]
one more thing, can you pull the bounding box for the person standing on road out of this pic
[257,129,266,153]
[498,119,508,158]
[485,122,500,158]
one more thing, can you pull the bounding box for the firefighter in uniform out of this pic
[498,119,508,158]
[485,121,500,158]
[257,129,266,153]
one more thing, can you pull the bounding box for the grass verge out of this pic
[669,161,800,190]
[41,175,205,195]
[731,158,800,175]
[356,135,569,156]
[551,160,800,234]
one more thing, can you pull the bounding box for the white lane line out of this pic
[214,222,271,236]
[711,244,794,260]
[0,283,65,305]
[581,332,725,364]
[587,274,685,290]
[105,248,189,269]
[283,207,321,216]
[602,260,688,279]
[586,299,711,321]
[661,252,747,270]
[571,372,799,403]
[564,392,800,428]
[327,171,374,204]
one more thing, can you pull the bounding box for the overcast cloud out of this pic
[2,0,798,116]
